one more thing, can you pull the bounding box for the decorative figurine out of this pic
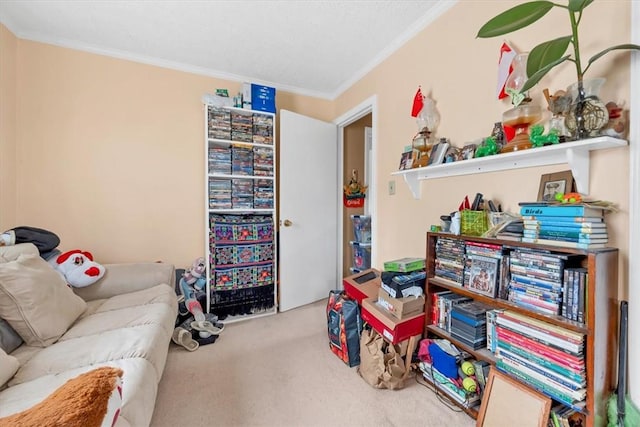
[529,124,560,147]
[474,137,499,158]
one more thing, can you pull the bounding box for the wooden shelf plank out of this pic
[428,277,589,335]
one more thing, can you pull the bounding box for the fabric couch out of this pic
[0,243,178,427]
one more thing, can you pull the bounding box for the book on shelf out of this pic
[519,203,608,218]
[522,230,608,242]
[521,215,604,223]
[522,221,607,231]
[521,237,607,249]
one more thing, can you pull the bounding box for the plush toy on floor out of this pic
[173,257,224,351]
[49,249,106,288]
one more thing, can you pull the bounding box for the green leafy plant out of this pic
[477,0,640,94]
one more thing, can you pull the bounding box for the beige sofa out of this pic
[0,243,178,427]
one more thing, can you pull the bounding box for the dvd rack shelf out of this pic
[424,232,618,425]
[204,103,278,321]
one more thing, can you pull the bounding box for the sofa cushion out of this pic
[0,358,158,427]
[0,348,20,388]
[0,254,87,347]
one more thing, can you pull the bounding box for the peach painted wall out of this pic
[0,25,17,230]
[334,1,632,294]
[6,33,332,266]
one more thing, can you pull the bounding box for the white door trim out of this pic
[628,1,639,404]
[334,95,378,279]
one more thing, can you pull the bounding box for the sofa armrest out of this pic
[73,262,176,301]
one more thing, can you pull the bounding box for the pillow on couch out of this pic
[0,317,23,353]
[0,366,123,427]
[0,348,20,389]
[0,254,87,347]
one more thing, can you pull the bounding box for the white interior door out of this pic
[279,110,337,311]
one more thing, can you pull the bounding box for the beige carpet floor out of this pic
[150,301,475,427]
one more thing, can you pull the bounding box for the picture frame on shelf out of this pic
[398,151,414,170]
[427,139,450,166]
[537,170,575,202]
[461,143,477,160]
[466,254,499,298]
[477,369,551,427]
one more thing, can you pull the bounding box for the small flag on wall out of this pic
[411,86,424,117]
[496,41,517,100]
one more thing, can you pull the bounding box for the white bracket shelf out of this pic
[391,136,628,199]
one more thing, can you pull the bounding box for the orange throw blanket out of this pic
[0,367,123,427]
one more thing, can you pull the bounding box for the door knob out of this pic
[283,219,293,227]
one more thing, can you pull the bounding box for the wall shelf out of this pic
[391,136,628,199]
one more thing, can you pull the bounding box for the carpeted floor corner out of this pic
[151,300,475,427]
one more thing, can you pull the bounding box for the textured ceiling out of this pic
[0,0,454,99]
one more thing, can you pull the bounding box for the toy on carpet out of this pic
[49,249,106,288]
[173,257,224,351]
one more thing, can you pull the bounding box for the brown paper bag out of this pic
[357,327,406,390]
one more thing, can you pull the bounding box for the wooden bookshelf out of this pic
[423,232,619,426]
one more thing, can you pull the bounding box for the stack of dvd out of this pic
[253,147,274,177]
[232,147,254,176]
[207,106,231,140]
[434,237,465,286]
[508,249,573,316]
[254,179,274,209]
[208,179,232,209]
[252,113,273,145]
[232,179,253,209]
[208,146,231,175]
[231,111,253,142]
[450,301,490,349]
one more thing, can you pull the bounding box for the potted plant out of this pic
[477,0,640,139]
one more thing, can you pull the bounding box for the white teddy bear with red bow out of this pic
[49,249,106,288]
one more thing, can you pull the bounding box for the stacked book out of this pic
[253,147,274,177]
[232,179,253,209]
[450,301,491,349]
[231,146,254,176]
[508,248,576,317]
[434,237,465,286]
[208,179,232,209]
[253,179,274,209]
[495,311,586,411]
[431,291,472,332]
[519,203,609,249]
[562,267,588,323]
[464,241,508,299]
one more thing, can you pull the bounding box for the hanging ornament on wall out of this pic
[343,169,367,208]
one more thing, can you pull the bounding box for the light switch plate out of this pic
[388,180,396,195]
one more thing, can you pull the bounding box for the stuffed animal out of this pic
[49,250,106,288]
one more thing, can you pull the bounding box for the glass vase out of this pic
[565,78,609,140]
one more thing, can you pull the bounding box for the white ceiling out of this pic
[0,0,455,99]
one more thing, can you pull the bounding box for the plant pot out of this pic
[565,78,609,140]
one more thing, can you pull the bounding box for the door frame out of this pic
[334,95,378,280]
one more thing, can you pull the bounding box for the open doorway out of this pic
[335,96,377,280]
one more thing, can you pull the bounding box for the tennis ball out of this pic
[462,377,477,393]
[461,361,475,376]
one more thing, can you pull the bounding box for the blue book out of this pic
[519,204,606,218]
[522,231,608,243]
[521,237,607,249]
[523,222,607,232]
[521,215,604,223]
[522,230,608,240]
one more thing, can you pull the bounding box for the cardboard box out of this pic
[377,288,425,320]
[361,297,425,344]
[383,257,426,273]
[343,268,380,304]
